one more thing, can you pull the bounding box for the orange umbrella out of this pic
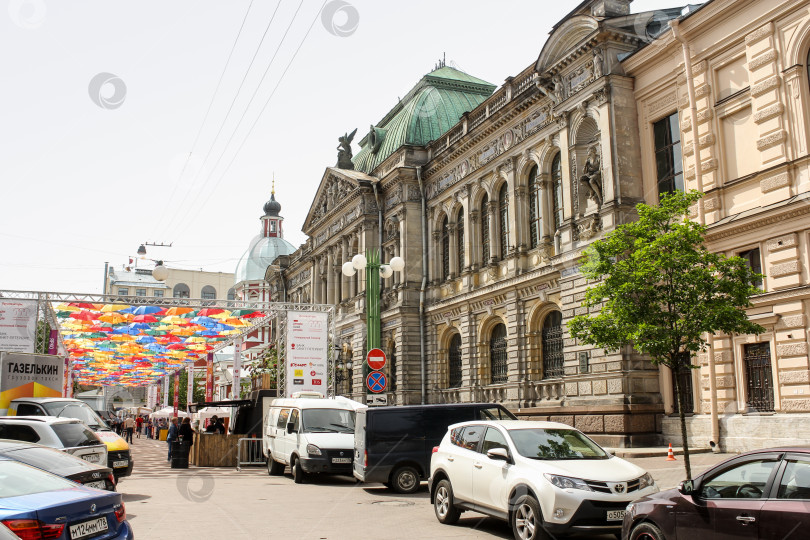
[165,307,194,316]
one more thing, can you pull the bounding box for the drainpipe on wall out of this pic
[417,166,428,405]
[671,19,720,450]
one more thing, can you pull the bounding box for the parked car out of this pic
[0,417,108,466]
[263,396,365,483]
[354,403,516,494]
[0,439,116,491]
[623,447,810,540]
[0,523,19,540]
[8,398,133,480]
[430,420,657,540]
[0,457,133,539]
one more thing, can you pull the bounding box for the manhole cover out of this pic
[371,500,414,507]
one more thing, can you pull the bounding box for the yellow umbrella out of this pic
[211,311,233,319]
[55,303,80,312]
[101,304,131,312]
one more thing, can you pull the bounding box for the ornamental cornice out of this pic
[704,202,810,243]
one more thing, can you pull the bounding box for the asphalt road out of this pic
[120,437,732,539]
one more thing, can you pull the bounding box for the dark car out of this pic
[0,439,116,491]
[623,447,810,540]
[353,403,516,493]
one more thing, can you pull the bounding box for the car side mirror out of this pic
[286,422,295,434]
[486,448,510,462]
[678,479,694,495]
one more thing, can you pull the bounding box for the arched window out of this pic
[499,183,510,259]
[173,283,190,298]
[481,194,490,264]
[441,217,450,280]
[448,334,462,388]
[456,210,465,275]
[528,165,541,248]
[552,153,563,231]
[542,311,564,378]
[201,285,216,300]
[227,288,236,301]
[490,323,508,384]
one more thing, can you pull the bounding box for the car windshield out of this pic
[508,428,609,460]
[43,402,108,430]
[301,409,355,433]
[51,423,101,448]
[0,460,77,498]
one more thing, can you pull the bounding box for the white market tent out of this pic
[149,406,189,419]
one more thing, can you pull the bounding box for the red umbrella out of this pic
[70,310,97,321]
[242,311,267,319]
[132,315,158,323]
[69,302,99,310]
[168,344,186,350]
[197,308,224,316]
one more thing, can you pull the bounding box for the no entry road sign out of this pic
[366,371,387,393]
[366,348,386,371]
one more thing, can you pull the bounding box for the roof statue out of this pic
[336,128,357,170]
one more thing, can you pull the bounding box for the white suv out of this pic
[429,420,658,540]
[0,416,108,466]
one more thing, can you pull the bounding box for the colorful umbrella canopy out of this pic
[70,311,97,321]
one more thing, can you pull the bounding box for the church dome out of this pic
[234,234,295,284]
[263,192,281,217]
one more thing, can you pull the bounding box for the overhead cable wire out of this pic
[158,0,285,238]
[150,0,256,238]
[175,0,326,237]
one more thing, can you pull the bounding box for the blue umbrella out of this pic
[136,335,157,344]
[132,306,163,315]
[191,316,216,327]
[145,343,168,353]
[195,330,218,337]
[128,323,151,331]
[211,323,234,332]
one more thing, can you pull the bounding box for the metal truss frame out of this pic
[0,290,335,396]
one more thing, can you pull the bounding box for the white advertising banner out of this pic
[285,311,328,398]
[162,376,169,409]
[186,365,194,411]
[0,300,37,353]
[232,339,242,400]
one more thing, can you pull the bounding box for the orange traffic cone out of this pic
[666,443,676,461]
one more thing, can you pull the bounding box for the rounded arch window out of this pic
[173,283,190,299]
[201,285,217,300]
[498,183,510,259]
[441,216,450,280]
[448,334,462,388]
[227,288,236,301]
[528,165,541,248]
[456,209,465,275]
[542,311,564,379]
[489,323,508,384]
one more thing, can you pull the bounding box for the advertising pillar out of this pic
[205,352,214,402]
[285,312,328,398]
[172,371,179,418]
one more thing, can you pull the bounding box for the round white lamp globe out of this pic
[152,264,169,281]
[352,253,367,270]
[380,265,393,278]
[389,256,405,272]
[341,261,357,277]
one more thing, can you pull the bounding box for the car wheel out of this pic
[390,465,420,494]
[267,456,284,476]
[433,479,460,525]
[511,495,548,540]
[292,457,307,484]
[629,522,665,540]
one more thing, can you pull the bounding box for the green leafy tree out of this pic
[168,369,206,410]
[568,190,764,479]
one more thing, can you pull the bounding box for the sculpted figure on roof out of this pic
[336,128,357,170]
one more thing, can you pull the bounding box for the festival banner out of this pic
[162,375,169,409]
[0,352,64,415]
[285,311,328,398]
[186,365,194,412]
[0,300,37,353]
[205,352,214,402]
[47,329,58,355]
[172,371,179,418]
[232,338,242,400]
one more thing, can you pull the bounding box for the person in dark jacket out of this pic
[178,417,194,446]
[166,417,179,462]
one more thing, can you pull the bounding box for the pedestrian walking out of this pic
[135,416,143,438]
[166,417,179,462]
[123,416,135,444]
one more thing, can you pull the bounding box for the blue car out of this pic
[0,457,133,540]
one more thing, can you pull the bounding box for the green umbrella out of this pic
[56,310,72,318]
[180,310,199,319]
[229,309,254,317]
[146,330,167,336]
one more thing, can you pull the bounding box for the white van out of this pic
[263,396,365,483]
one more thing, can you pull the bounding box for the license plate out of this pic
[69,516,108,539]
[113,460,129,468]
[332,457,351,464]
[607,510,626,521]
[84,480,107,490]
[81,454,100,463]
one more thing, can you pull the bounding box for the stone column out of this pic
[487,201,498,264]
[447,222,457,280]
[326,248,334,305]
[340,237,348,302]
[313,257,322,304]
[468,210,479,270]
[431,230,442,282]
[538,174,552,241]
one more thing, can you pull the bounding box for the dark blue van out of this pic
[353,403,516,493]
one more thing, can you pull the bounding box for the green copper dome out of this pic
[353,66,496,174]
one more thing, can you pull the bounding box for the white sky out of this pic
[1,0,678,294]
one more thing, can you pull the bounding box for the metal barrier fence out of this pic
[236,438,265,471]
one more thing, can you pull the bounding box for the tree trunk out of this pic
[673,365,692,480]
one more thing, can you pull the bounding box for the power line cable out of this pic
[167,0,307,237]
[174,1,326,236]
[150,0,256,238]
[158,0,285,238]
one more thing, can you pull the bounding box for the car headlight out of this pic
[306,444,322,456]
[637,472,655,490]
[544,474,592,491]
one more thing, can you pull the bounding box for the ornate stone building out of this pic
[625,0,810,450]
[266,0,810,448]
